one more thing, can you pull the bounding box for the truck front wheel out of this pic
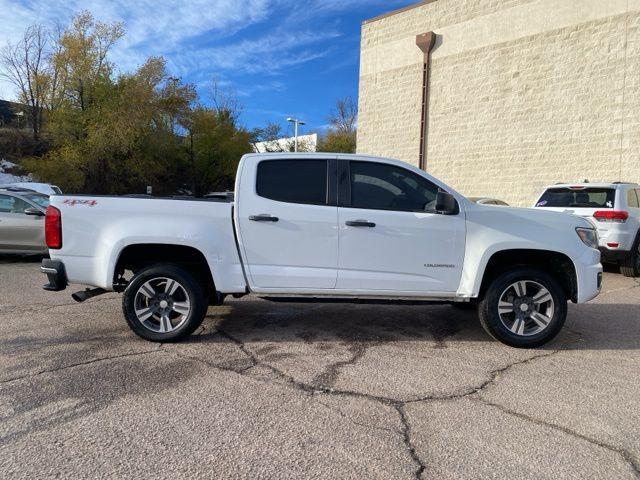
[122,265,207,342]
[478,268,567,348]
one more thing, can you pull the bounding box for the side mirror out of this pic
[24,207,44,217]
[435,191,458,215]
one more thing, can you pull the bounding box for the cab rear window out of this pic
[536,188,615,208]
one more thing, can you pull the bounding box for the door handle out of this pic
[345,220,376,228]
[249,214,279,222]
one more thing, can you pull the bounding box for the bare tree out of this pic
[0,24,49,140]
[327,97,357,135]
[209,79,241,122]
[44,23,68,113]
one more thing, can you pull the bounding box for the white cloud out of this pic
[0,0,406,101]
[177,28,340,74]
[0,0,274,98]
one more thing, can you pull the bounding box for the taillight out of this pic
[593,210,628,223]
[45,206,62,249]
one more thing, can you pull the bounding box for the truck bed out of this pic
[48,195,246,293]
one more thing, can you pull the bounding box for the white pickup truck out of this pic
[41,153,602,348]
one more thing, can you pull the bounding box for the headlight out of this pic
[576,227,598,249]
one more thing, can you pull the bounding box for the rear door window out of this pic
[256,159,328,205]
[627,189,639,208]
[536,188,615,208]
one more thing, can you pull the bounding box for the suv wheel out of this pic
[478,268,567,348]
[122,265,207,342]
[620,238,640,278]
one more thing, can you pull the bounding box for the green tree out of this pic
[182,105,252,196]
[9,11,254,195]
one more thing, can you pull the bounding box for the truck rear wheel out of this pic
[122,265,207,342]
[478,268,567,348]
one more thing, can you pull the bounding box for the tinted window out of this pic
[536,188,615,208]
[348,161,439,212]
[628,189,640,208]
[257,160,327,205]
[0,194,30,213]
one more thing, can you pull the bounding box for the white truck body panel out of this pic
[234,154,339,290]
[51,197,245,292]
[48,153,602,305]
[460,203,601,303]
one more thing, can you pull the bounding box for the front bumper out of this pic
[41,259,68,291]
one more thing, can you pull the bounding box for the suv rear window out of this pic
[536,188,615,208]
[256,159,328,205]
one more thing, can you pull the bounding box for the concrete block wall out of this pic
[357,0,640,206]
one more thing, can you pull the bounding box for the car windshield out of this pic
[21,193,49,208]
[536,187,615,208]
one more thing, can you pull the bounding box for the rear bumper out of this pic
[598,247,631,263]
[41,259,68,291]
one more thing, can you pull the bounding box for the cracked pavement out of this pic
[1,258,639,479]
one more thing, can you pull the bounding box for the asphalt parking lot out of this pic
[1,257,639,479]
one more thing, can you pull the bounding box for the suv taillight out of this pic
[45,206,62,249]
[593,210,629,223]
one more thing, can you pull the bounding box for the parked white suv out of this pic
[534,182,640,277]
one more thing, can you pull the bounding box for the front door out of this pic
[336,160,465,294]
[236,157,339,290]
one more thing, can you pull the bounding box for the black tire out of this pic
[122,264,207,342]
[620,237,640,278]
[478,268,567,348]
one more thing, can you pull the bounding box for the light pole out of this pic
[286,117,305,152]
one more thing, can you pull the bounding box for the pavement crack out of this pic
[315,400,399,435]
[311,341,373,389]
[0,349,161,385]
[396,404,426,479]
[475,397,640,478]
[215,328,428,478]
[403,350,561,404]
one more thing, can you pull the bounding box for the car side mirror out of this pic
[435,191,458,215]
[24,207,44,217]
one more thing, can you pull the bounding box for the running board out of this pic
[72,288,108,303]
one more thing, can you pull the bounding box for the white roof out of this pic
[544,182,638,189]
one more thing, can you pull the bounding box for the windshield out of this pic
[22,193,49,208]
[536,187,615,208]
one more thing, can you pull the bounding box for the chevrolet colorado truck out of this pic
[41,153,603,348]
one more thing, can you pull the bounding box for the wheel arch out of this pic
[477,249,578,303]
[112,243,217,299]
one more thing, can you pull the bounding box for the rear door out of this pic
[236,157,339,290]
[0,194,45,252]
[335,159,465,294]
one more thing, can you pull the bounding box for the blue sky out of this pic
[0,0,416,135]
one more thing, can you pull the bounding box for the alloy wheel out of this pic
[497,280,555,336]
[133,277,191,333]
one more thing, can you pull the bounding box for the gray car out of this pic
[0,188,49,254]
